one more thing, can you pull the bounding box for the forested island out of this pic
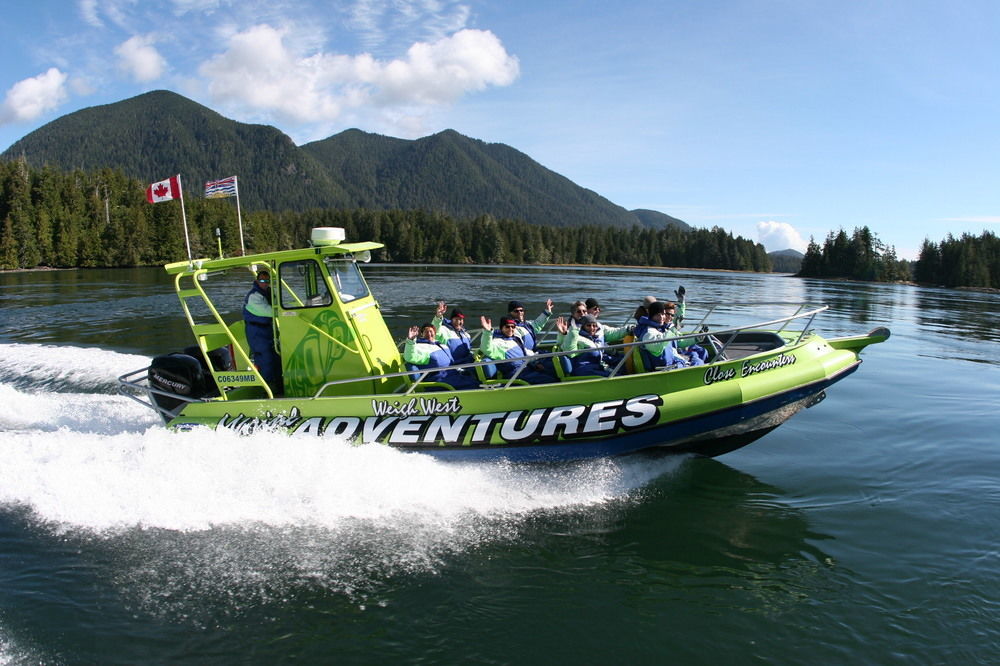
[797,226,1000,290]
[0,162,770,271]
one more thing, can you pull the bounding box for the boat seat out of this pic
[403,363,465,392]
[471,355,530,387]
[550,352,592,381]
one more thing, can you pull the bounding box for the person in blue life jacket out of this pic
[633,300,705,370]
[243,270,282,393]
[555,314,618,377]
[430,301,474,364]
[404,322,479,390]
[633,288,709,364]
[666,285,710,364]
[479,315,558,384]
[507,299,553,351]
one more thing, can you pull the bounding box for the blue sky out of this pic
[2,1,999,259]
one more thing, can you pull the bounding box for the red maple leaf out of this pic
[153,183,170,198]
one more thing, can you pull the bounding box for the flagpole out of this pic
[177,174,193,262]
[234,175,246,256]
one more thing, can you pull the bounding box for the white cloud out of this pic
[757,220,808,253]
[376,28,520,105]
[198,24,519,136]
[347,0,473,52]
[171,0,224,14]
[0,68,69,125]
[79,0,101,27]
[115,35,168,82]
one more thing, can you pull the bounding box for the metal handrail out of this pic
[118,303,829,408]
[317,304,829,397]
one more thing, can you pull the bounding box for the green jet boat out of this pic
[119,227,889,461]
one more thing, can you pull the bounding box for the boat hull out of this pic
[162,333,873,462]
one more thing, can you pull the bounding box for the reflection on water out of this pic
[1,263,999,663]
[4,264,999,358]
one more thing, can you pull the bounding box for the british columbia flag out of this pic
[204,176,237,199]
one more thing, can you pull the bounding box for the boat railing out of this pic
[119,303,829,408]
[323,304,829,397]
[684,302,826,357]
[117,366,205,422]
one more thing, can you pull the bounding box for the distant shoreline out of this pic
[0,266,72,274]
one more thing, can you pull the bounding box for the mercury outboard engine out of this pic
[148,353,208,421]
[183,345,233,398]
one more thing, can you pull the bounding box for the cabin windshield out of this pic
[278,259,333,309]
[324,256,370,303]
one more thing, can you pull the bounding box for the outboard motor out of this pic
[183,345,234,373]
[148,353,207,422]
[182,345,233,397]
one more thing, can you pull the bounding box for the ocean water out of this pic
[0,265,997,664]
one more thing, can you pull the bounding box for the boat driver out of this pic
[243,269,282,393]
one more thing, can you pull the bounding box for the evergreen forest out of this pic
[798,227,912,282]
[912,231,1000,289]
[798,225,1000,290]
[0,161,771,271]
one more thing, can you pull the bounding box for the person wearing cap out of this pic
[555,314,625,377]
[633,300,703,370]
[404,322,478,390]
[479,315,558,384]
[585,298,602,317]
[430,301,474,364]
[507,299,554,351]
[242,269,282,392]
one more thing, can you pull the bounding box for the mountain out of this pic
[300,128,641,228]
[768,249,804,273]
[2,90,688,231]
[630,208,692,231]
[0,90,345,210]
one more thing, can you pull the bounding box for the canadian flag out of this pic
[146,175,181,203]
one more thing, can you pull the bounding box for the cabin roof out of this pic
[164,241,384,275]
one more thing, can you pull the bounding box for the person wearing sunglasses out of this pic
[553,314,617,377]
[242,269,282,393]
[506,299,553,352]
[479,315,558,384]
[560,301,590,330]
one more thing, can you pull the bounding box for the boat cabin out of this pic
[165,227,405,401]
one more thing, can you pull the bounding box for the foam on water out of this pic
[1,420,677,532]
[0,343,150,394]
[0,343,684,619]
